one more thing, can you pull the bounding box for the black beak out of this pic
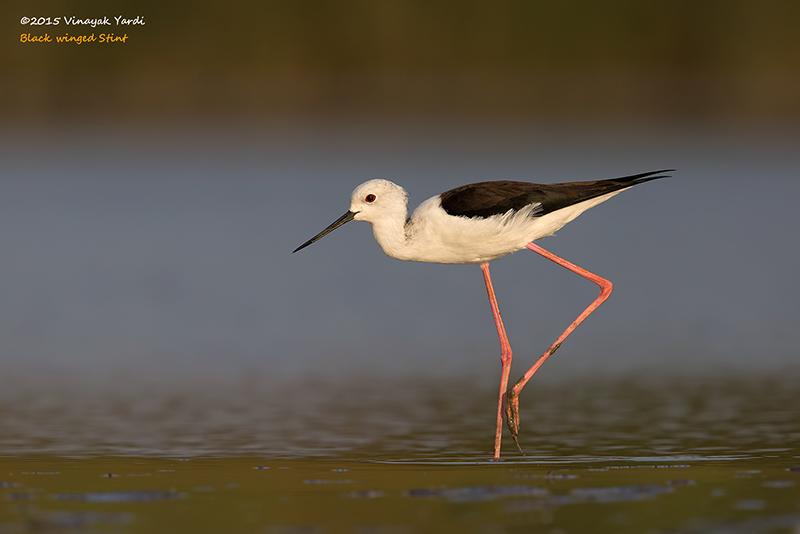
[292,210,357,253]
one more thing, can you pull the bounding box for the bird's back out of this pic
[402,170,669,264]
[439,170,669,220]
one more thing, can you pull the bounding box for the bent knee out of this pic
[600,278,614,296]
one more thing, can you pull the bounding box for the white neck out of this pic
[370,209,412,260]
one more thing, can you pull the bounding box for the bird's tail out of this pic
[606,169,674,186]
[548,169,672,212]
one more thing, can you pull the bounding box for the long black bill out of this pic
[292,210,357,253]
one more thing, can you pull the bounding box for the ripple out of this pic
[406,485,549,502]
[0,374,798,461]
[55,490,182,503]
[371,454,747,466]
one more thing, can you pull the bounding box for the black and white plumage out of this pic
[439,170,667,219]
[293,170,670,263]
[293,169,670,459]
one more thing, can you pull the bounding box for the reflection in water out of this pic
[55,490,181,503]
[0,373,797,460]
[0,373,798,532]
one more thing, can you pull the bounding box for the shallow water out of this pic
[1,373,799,532]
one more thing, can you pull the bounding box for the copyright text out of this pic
[19,15,145,27]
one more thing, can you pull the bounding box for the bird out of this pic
[293,169,671,459]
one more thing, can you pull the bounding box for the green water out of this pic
[1,374,798,532]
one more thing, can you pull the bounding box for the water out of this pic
[1,373,798,532]
[2,126,799,381]
[0,126,799,531]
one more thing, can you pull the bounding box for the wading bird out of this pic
[293,170,670,459]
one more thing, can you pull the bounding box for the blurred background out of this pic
[5,0,800,124]
[1,0,799,389]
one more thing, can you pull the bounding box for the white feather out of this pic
[349,179,627,264]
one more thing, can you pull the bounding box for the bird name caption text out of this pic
[20,32,129,45]
[18,16,145,45]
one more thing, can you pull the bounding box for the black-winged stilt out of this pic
[293,170,671,459]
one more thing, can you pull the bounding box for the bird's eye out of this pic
[365,194,376,203]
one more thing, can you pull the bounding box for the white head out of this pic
[293,179,408,253]
[350,179,408,222]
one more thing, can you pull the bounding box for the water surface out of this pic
[1,373,798,532]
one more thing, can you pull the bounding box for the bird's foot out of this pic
[504,389,524,454]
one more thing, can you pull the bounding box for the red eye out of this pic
[365,194,376,203]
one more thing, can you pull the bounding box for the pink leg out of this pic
[504,242,614,442]
[480,263,514,460]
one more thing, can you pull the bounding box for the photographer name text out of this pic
[20,15,145,27]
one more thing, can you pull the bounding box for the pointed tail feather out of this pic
[610,169,674,185]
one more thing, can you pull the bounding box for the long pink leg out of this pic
[480,263,515,460]
[504,242,614,442]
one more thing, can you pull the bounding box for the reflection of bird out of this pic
[294,170,670,459]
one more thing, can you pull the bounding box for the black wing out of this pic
[439,169,671,219]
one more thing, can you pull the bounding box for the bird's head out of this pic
[293,179,408,253]
[349,179,408,222]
